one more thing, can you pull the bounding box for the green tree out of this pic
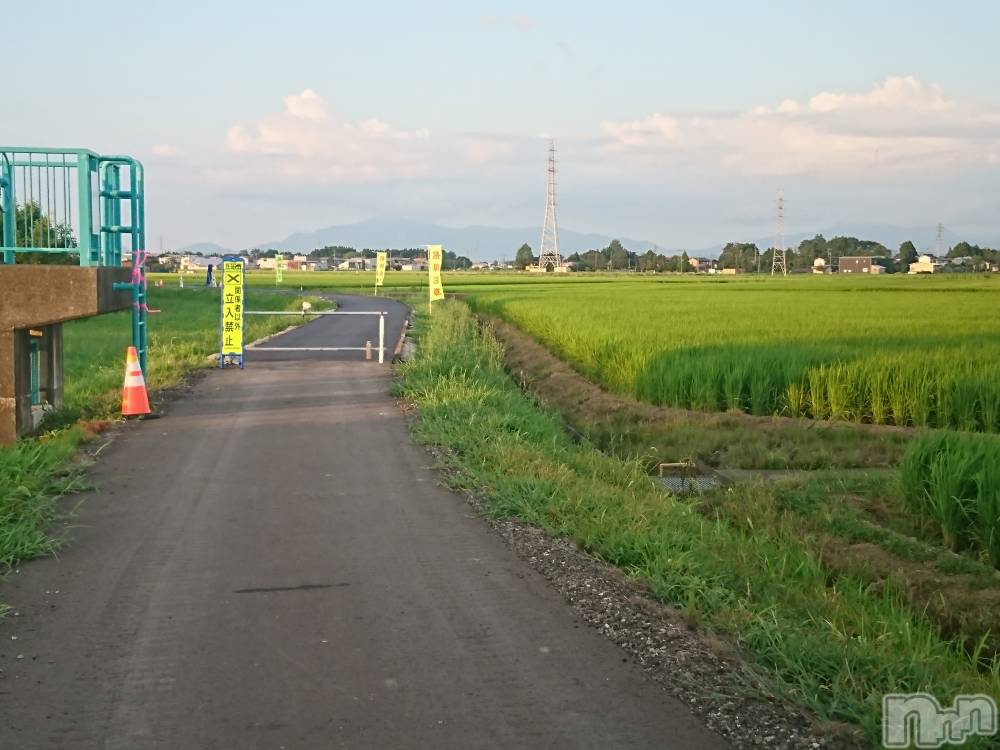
[0,201,78,264]
[898,240,918,269]
[796,235,828,270]
[514,243,534,270]
[718,242,759,273]
[680,251,691,273]
[608,239,628,270]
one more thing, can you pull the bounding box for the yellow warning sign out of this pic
[221,259,244,355]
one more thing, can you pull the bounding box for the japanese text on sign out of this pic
[428,245,445,302]
[376,251,387,287]
[221,259,244,355]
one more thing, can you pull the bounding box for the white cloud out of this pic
[481,14,535,32]
[284,89,328,122]
[151,143,181,157]
[224,90,434,182]
[600,76,1000,176]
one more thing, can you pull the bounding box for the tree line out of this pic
[512,234,1000,274]
[514,240,696,272]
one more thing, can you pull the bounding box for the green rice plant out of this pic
[749,369,777,416]
[784,381,808,417]
[457,274,1000,433]
[902,432,1000,560]
[807,368,827,420]
[980,387,1000,434]
[926,450,979,552]
[825,366,851,422]
[888,367,909,427]
[691,371,722,412]
[908,372,935,428]
[723,364,747,411]
[974,459,1000,568]
[950,379,981,432]
[867,365,891,425]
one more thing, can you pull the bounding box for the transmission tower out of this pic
[538,140,561,270]
[936,222,944,256]
[771,189,787,276]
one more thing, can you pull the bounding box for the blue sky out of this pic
[5,1,1000,251]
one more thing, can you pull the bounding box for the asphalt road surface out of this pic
[0,294,725,749]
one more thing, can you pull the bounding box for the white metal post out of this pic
[378,313,385,364]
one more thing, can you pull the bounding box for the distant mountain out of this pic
[176,241,234,256]
[256,217,664,261]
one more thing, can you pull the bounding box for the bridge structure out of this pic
[0,147,146,444]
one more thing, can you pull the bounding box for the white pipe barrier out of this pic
[244,310,387,363]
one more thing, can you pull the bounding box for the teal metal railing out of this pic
[0,147,148,374]
[0,147,145,266]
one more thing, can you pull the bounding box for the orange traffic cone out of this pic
[121,346,151,417]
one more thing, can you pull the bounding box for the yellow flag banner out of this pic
[375,251,387,287]
[428,245,445,302]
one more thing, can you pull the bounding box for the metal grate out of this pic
[658,475,721,494]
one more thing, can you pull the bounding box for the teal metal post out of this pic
[29,339,40,405]
[76,152,94,266]
[101,163,122,266]
[1,158,14,264]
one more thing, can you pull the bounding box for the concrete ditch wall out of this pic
[0,266,131,444]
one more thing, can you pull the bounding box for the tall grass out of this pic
[0,429,85,568]
[902,431,1000,565]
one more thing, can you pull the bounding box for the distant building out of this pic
[527,261,573,273]
[688,257,716,272]
[720,267,742,275]
[399,258,428,272]
[179,255,223,272]
[839,256,876,274]
[337,257,369,271]
[812,257,830,274]
[908,254,945,274]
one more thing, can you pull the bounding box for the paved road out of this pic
[0,295,724,749]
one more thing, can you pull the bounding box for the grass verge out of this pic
[396,299,999,745]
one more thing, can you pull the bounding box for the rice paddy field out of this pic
[160,270,1000,432]
[458,274,1000,432]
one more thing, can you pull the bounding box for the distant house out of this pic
[528,261,573,273]
[908,254,945,274]
[838,256,883,274]
[337,257,369,271]
[400,258,428,272]
[179,255,223,273]
[688,257,715,272]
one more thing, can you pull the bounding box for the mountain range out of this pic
[178,217,980,261]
